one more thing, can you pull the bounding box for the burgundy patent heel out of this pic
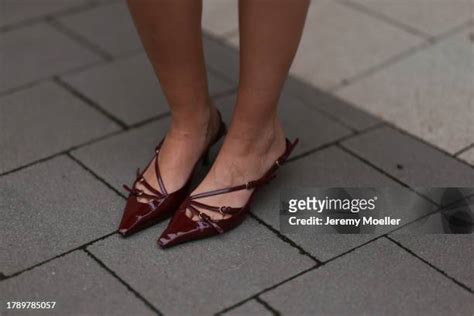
[157,138,299,248]
[118,110,227,237]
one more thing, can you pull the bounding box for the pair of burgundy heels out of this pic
[118,111,298,248]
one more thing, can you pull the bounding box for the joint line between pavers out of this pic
[0,58,111,99]
[454,144,474,157]
[249,213,322,264]
[0,128,123,177]
[336,0,432,39]
[216,234,386,315]
[337,144,440,206]
[255,296,281,316]
[54,77,128,130]
[288,122,386,163]
[66,152,127,200]
[83,248,163,316]
[330,41,430,92]
[383,122,474,170]
[46,18,114,62]
[0,231,117,282]
[385,236,474,294]
[0,1,98,34]
[331,18,474,92]
[215,264,317,315]
[0,106,175,178]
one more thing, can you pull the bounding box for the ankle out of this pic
[224,119,285,157]
[167,102,221,147]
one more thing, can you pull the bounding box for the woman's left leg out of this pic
[190,0,310,219]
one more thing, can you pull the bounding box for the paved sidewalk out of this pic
[1,0,473,315]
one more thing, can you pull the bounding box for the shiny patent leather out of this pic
[118,111,227,237]
[158,138,299,248]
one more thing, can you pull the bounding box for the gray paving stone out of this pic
[341,126,474,187]
[458,146,474,166]
[202,0,238,38]
[227,0,421,89]
[88,218,315,315]
[284,77,381,131]
[72,116,216,196]
[0,251,154,316]
[337,28,474,154]
[262,238,474,316]
[350,0,474,37]
[62,53,234,126]
[0,23,101,93]
[0,82,119,174]
[217,94,353,156]
[203,35,239,83]
[223,299,272,316]
[57,1,143,57]
[390,206,474,289]
[251,145,434,261]
[0,0,88,28]
[71,120,170,193]
[0,156,123,275]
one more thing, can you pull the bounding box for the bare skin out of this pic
[127,0,309,218]
[127,0,222,201]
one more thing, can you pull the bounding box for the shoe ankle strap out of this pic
[190,138,298,200]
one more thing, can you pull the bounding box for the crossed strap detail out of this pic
[123,142,168,203]
[185,138,299,233]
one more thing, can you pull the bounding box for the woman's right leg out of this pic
[127,0,221,194]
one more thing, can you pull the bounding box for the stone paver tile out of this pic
[0,23,101,93]
[292,0,421,89]
[62,53,234,126]
[202,0,238,38]
[251,145,434,261]
[337,28,474,154]
[341,126,474,187]
[0,251,154,316]
[0,0,88,28]
[203,35,239,83]
[226,0,421,89]
[71,120,171,193]
[283,77,381,131]
[57,1,143,57]
[223,299,272,316]
[0,156,123,275]
[390,201,474,289]
[72,116,223,201]
[458,146,474,166]
[217,94,353,156]
[262,238,474,315]
[350,0,474,37]
[88,219,315,315]
[0,82,119,174]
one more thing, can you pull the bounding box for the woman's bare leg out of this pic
[127,0,221,195]
[191,0,310,219]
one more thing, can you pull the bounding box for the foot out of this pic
[135,104,222,203]
[187,120,286,220]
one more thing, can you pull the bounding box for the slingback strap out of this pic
[185,138,299,233]
[189,138,298,201]
[122,108,228,202]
